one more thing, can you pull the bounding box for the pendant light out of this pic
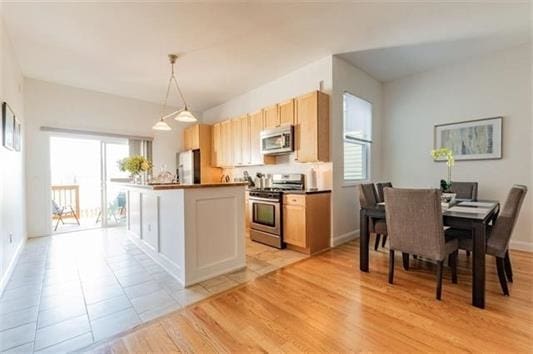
[152,54,197,131]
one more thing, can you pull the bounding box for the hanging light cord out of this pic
[159,60,189,120]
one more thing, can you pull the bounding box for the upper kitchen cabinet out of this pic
[249,110,264,165]
[220,120,233,167]
[184,124,200,150]
[263,104,279,130]
[182,124,221,183]
[231,116,245,166]
[278,98,295,126]
[241,116,252,165]
[212,122,221,167]
[295,91,330,163]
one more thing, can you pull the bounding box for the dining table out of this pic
[359,199,500,309]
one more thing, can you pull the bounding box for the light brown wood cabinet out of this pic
[184,125,200,150]
[212,122,221,167]
[241,116,251,165]
[209,91,328,168]
[263,104,279,130]
[182,124,222,183]
[231,117,243,166]
[220,120,233,167]
[283,192,331,255]
[295,91,329,163]
[278,98,295,126]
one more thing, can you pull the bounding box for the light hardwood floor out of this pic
[91,240,533,353]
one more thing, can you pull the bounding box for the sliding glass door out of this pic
[50,136,130,233]
[101,141,130,228]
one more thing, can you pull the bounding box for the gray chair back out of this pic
[488,185,528,257]
[450,181,478,200]
[384,188,447,261]
[357,183,378,208]
[376,182,392,203]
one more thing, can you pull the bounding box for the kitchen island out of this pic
[120,182,247,287]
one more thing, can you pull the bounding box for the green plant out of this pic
[431,148,455,192]
[118,155,152,176]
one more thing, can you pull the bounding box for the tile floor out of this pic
[0,228,307,353]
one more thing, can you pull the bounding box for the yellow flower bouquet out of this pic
[118,155,153,177]
[431,148,455,192]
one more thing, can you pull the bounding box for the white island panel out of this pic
[122,183,246,287]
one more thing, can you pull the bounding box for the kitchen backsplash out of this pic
[224,154,333,190]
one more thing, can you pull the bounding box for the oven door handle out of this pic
[250,197,280,203]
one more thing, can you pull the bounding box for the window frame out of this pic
[342,91,373,185]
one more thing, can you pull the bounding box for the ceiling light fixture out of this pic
[152,54,197,131]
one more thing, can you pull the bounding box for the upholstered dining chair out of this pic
[376,182,393,203]
[357,183,388,251]
[446,185,527,296]
[449,181,478,200]
[384,188,459,300]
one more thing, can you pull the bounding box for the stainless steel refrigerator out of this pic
[177,149,201,184]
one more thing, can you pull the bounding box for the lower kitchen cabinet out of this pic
[282,192,331,255]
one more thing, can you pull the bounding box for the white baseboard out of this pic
[0,238,26,297]
[509,240,533,252]
[332,229,360,247]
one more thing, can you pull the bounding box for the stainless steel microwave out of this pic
[260,125,294,155]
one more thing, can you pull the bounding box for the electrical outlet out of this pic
[148,224,152,232]
[9,233,13,243]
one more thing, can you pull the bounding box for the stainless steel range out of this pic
[249,174,304,248]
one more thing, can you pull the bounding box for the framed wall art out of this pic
[434,117,502,161]
[2,102,15,151]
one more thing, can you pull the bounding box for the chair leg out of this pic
[388,250,395,284]
[402,252,410,271]
[54,216,61,231]
[466,250,471,257]
[436,260,444,300]
[449,251,458,284]
[504,250,513,282]
[381,235,387,247]
[496,257,510,296]
[70,207,81,225]
[374,234,381,251]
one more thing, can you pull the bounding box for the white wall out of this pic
[383,44,532,248]
[331,56,384,244]
[0,12,26,290]
[24,79,185,238]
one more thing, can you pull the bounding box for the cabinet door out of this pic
[221,120,233,167]
[283,204,306,248]
[190,125,200,150]
[241,116,251,165]
[295,92,318,162]
[184,127,192,150]
[279,99,295,126]
[232,118,243,166]
[249,111,264,165]
[212,123,221,167]
[263,105,279,129]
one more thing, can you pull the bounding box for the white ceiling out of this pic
[338,33,531,82]
[3,2,530,112]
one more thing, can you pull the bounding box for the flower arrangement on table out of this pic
[431,147,455,192]
[118,155,152,182]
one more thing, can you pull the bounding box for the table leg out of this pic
[360,208,369,272]
[472,222,487,308]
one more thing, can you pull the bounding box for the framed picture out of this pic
[434,117,503,161]
[2,102,15,151]
[14,118,21,152]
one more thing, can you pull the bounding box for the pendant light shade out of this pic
[175,108,197,123]
[152,119,172,131]
[152,54,196,130]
